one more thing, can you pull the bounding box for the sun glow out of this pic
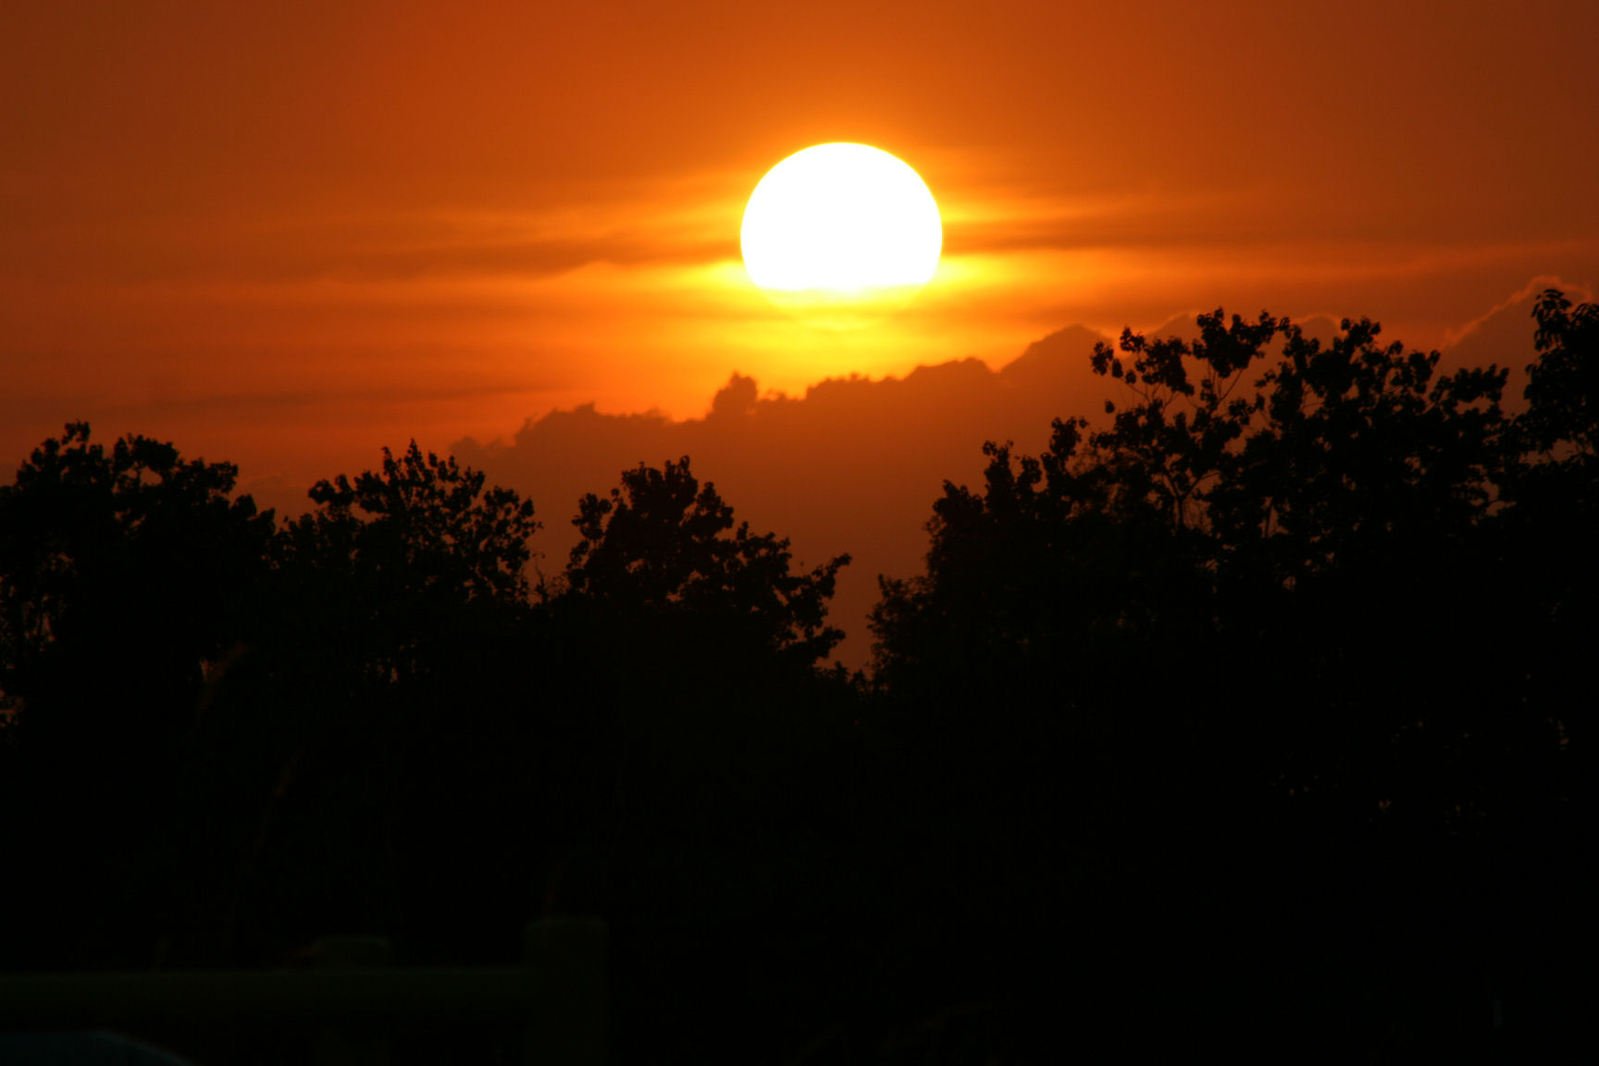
[740,143,942,297]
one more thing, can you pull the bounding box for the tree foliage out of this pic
[0,294,1591,1059]
[0,423,275,967]
[285,440,538,605]
[1522,286,1599,462]
[0,422,273,729]
[867,301,1592,1055]
[264,441,539,695]
[871,307,1560,825]
[564,456,849,667]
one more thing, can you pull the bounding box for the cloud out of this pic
[454,323,1117,667]
[0,195,742,288]
[1441,274,1595,381]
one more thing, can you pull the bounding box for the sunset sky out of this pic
[5,1,1597,654]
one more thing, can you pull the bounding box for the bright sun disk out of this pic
[741,143,942,296]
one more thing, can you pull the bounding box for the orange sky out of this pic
[5,0,1598,515]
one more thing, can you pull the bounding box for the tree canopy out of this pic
[564,456,849,668]
[0,293,1592,1061]
[870,309,1548,809]
[0,421,273,732]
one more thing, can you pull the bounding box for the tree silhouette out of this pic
[874,310,1519,796]
[0,293,1589,1060]
[867,307,1589,1054]
[539,458,864,1060]
[0,423,274,967]
[199,443,542,964]
[1521,286,1599,464]
[1501,289,1598,765]
[0,423,274,725]
[283,440,537,618]
[260,440,540,697]
[564,456,849,668]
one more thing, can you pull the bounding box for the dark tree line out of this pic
[0,291,1593,1062]
[868,292,1594,1056]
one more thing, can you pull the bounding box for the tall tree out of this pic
[277,440,539,676]
[0,422,274,729]
[1501,289,1598,759]
[874,310,1517,797]
[0,423,274,967]
[564,456,849,669]
[204,442,542,963]
[868,305,1591,1052]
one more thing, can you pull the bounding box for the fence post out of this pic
[523,917,608,1066]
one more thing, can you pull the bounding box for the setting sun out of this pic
[740,143,942,295]
[2,6,1595,1062]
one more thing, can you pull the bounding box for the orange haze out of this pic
[4,1,1597,659]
